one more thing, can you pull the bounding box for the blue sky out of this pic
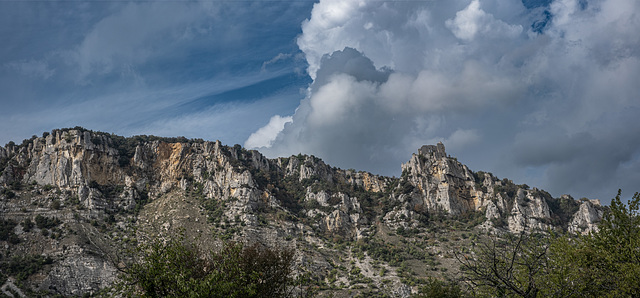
[2,0,639,204]
[0,1,313,143]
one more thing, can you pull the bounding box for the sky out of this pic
[1,0,639,204]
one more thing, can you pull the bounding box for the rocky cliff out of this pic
[0,129,604,296]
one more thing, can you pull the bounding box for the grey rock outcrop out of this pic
[507,188,552,233]
[401,143,478,215]
[568,199,603,235]
[43,253,117,296]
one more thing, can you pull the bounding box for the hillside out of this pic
[0,128,603,296]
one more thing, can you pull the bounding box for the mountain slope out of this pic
[0,128,603,296]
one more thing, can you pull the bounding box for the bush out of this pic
[118,237,299,297]
[0,255,53,281]
[35,215,61,229]
[416,277,464,298]
[21,218,34,232]
[0,219,19,244]
[1,188,15,199]
[50,199,61,210]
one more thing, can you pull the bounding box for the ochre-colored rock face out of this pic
[0,130,603,296]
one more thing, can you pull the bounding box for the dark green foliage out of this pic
[21,135,38,147]
[0,219,19,244]
[90,180,147,215]
[272,175,305,215]
[416,277,464,298]
[60,126,90,133]
[204,198,226,223]
[353,239,405,266]
[109,135,139,167]
[494,182,519,199]
[472,171,488,192]
[35,215,61,229]
[490,216,508,228]
[91,136,103,145]
[455,211,487,229]
[192,181,204,197]
[0,255,53,281]
[89,181,125,199]
[546,195,580,227]
[1,188,15,199]
[592,190,640,255]
[223,144,263,173]
[472,171,485,182]
[133,187,149,215]
[8,180,23,191]
[50,199,61,210]
[0,156,9,173]
[250,169,273,190]
[21,218,34,232]
[118,237,297,297]
[399,178,414,194]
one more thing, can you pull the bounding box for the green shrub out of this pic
[0,219,19,244]
[0,255,53,281]
[35,215,61,229]
[416,277,464,298]
[21,218,34,232]
[118,237,298,297]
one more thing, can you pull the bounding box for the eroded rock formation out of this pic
[0,129,604,296]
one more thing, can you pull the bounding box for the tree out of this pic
[456,229,550,297]
[544,190,640,297]
[415,277,465,298]
[117,237,298,297]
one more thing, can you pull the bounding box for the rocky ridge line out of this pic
[0,128,603,296]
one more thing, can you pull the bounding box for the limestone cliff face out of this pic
[568,199,603,235]
[401,143,478,215]
[398,143,587,234]
[506,188,552,233]
[0,129,604,296]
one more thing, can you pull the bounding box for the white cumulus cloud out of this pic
[245,115,293,149]
[250,0,640,203]
[445,0,523,41]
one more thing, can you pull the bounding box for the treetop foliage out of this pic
[116,236,298,297]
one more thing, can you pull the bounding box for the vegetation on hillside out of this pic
[116,236,301,297]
